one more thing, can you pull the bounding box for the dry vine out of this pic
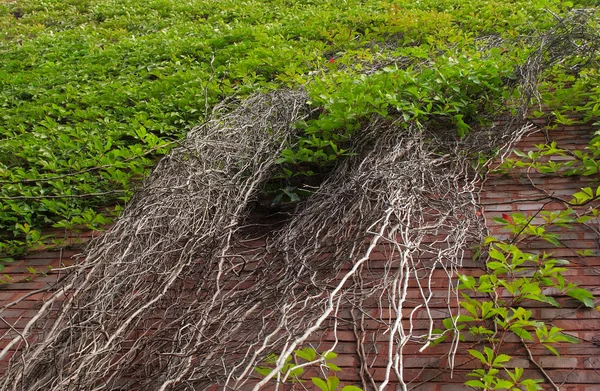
[0,102,528,391]
[0,9,597,391]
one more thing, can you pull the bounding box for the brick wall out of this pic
[1,123,598,390]
[475,123,600,391]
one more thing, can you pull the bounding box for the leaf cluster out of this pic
[255,347,362,391]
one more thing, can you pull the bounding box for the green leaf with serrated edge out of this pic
[515,367,524,379]
[289,366,305,377]
[295,347,317,362]
[341,386,363,391]
[264,353,278,364]
[577,249,594,256]
[544,236,561,246]
[495,380,514,388]
[430,334,447,346]
[543,344,559,356]
[486,261,504,270]
[327,376,339,391]
[537,295,560,307]
[468,349,488,365]
[492,217,509,224]
[323,351,337,360]
[458,274,476,290]
[326,363,342,371]
[442,317,455,330]
[520,282,540,295]
[507,367,524,382]
[564,334,579,343]
[566,288,595,308]
[489,247,506,262]
[522,379,544,391]
[510,326,532,341]
[492,354,511,367]
[483,347,495,363]
[465,380,486,388]
[484,236,498,244]
[255,367,272,377]
[312,377,328,391]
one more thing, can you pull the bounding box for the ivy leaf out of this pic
[465,380,486,388]
[341,386,363,391]
[566,287,595,308]
[327,376,340,391]
[312,377,329,391]
[295,347,317,362]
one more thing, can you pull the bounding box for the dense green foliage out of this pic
[0,0,596,258]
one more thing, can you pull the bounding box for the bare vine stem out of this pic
[521,340,561,391]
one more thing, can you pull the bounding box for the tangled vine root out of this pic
[518,8,599,104]
[0,90,316,390]
[0,97,528,391]
[1,10,598,391]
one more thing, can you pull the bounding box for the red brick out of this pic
[537,356,579,369]
[440,385,471,391]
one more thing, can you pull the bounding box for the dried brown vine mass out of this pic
[0,87,531,390]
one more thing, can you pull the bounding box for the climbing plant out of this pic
[255,347,363,391]
[442,211,596,390]
[441,25,600,388]
[0,2,598,391]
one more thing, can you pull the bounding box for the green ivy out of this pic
[0,0,595,261]
[441,50,600,387]
[255,347,362,391]
[437,212,595,390]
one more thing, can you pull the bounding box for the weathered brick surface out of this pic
[0,123,599,389]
